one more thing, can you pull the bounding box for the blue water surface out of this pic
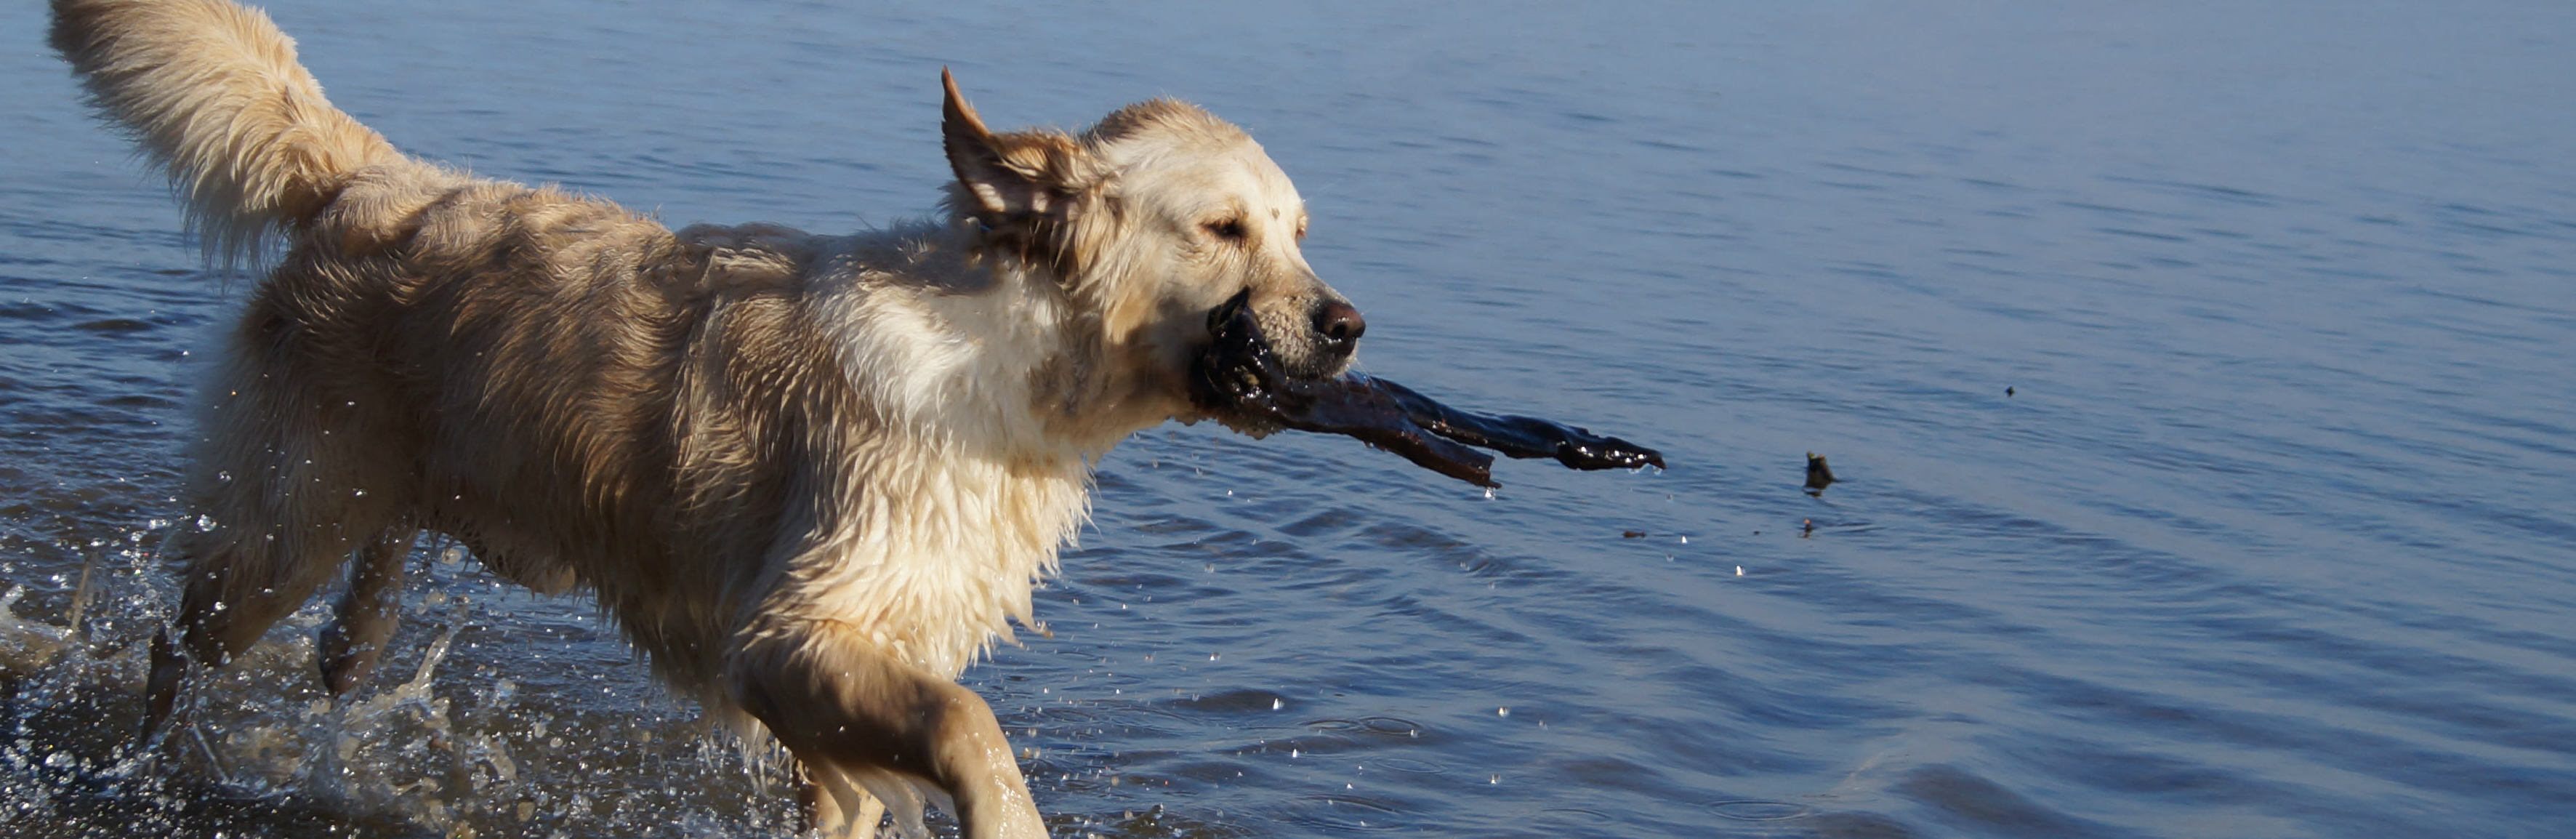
[1,2,2570,837]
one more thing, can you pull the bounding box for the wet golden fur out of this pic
[50,1,1362,836]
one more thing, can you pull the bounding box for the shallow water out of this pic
[4,1,2574,837]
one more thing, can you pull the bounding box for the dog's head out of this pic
[938,71,1363,440]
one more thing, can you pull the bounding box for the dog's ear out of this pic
[942,68,1089,222]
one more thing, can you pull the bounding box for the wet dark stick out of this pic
[1189,290,1660,486]
[1263,379,1498,486]
[1368,377,1664,471]
[1186,303,1498,485]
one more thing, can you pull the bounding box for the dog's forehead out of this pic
[1141,142,1302,220]
[1094,115,1302,219]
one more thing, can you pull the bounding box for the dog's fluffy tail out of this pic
[51,0,401,265]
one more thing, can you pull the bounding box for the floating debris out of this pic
[1622,530,1646,539]
[1804,451,1837,494]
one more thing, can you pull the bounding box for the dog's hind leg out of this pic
[732,624,1044,839]
[142,520,362,739]
[142,345,409,738]
[142,627,186,739]
[318,526,417,695]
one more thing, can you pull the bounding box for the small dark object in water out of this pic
[2006,386,2016,397]
[1804,451,1836,492]
[1622,530,1647,539]
[1800,518,1815,538]
[1189,289,1664,487]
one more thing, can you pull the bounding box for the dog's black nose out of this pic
[1314,300,1366,353]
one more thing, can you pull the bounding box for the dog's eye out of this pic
[1203,218,1247,241]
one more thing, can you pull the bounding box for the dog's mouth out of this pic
[1186,289,1665,487]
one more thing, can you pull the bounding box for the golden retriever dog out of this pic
[50,0,1380,835]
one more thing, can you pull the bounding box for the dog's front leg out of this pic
[800,760,890,838]
[731,623,1045,839]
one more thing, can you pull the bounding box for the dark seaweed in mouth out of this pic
[1188,289,1665,487]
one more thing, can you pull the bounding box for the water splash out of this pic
[0,584,78,678]
[0,539,810,838]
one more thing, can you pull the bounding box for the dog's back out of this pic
[57,0,689,668]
